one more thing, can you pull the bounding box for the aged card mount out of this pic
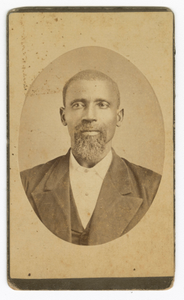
[7,7,174,290]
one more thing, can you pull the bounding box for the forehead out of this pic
[65,79,118,102]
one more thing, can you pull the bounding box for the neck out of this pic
[71,143,112,168]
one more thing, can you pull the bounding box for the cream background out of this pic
[9,11,174,279]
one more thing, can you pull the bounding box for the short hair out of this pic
[62,69,120,107]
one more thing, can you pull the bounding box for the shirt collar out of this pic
[70,149,113,180]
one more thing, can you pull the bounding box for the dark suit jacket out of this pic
[20,149,161,245]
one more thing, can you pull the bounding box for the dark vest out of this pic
[70,188,93,245]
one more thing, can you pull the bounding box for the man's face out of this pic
[61,79,123,160]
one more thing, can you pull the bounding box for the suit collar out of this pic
[44,150,70,191]
[31,149,143,245]
[108,148,133,195]
[31,150,72,242]
[87,150,143,245]
[40,148,131,194]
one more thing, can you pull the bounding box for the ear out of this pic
[60,107,67,126]
[116,109,124,127]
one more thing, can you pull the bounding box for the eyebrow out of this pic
[95,99,110,104]
[69,98,111,106]
[70,99,86,105]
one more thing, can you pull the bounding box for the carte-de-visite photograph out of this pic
[19,48,164,246]
[8,8,174,290]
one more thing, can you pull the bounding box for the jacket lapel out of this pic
[30,149,143,245]
[88,150,143,245]
[31,151,72,242]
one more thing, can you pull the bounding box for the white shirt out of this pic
[69,150,113,229]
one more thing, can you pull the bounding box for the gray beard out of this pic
[73,130,107,162]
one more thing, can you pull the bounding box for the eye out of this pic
[72,102,85,109]
[98,101,109,109]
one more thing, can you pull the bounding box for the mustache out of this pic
[74,121,105,133]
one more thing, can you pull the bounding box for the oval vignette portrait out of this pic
[19,46,164,246]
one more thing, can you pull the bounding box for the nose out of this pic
[82,103,97,122]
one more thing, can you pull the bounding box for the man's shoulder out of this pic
[20,154,67,191]
[122,157,161,181]
[120,157,162,201]
[21,156,62,176]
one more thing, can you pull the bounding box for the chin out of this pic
[73,133,106,162]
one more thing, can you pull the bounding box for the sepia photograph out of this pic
[8,7,174,290]
[19,48,163,246]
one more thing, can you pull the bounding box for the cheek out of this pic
[65,112,84,138]
[101,115,117,138]
[65,111,80,128]
[101,113,117,128]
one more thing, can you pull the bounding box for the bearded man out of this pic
[20,69,161,246]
